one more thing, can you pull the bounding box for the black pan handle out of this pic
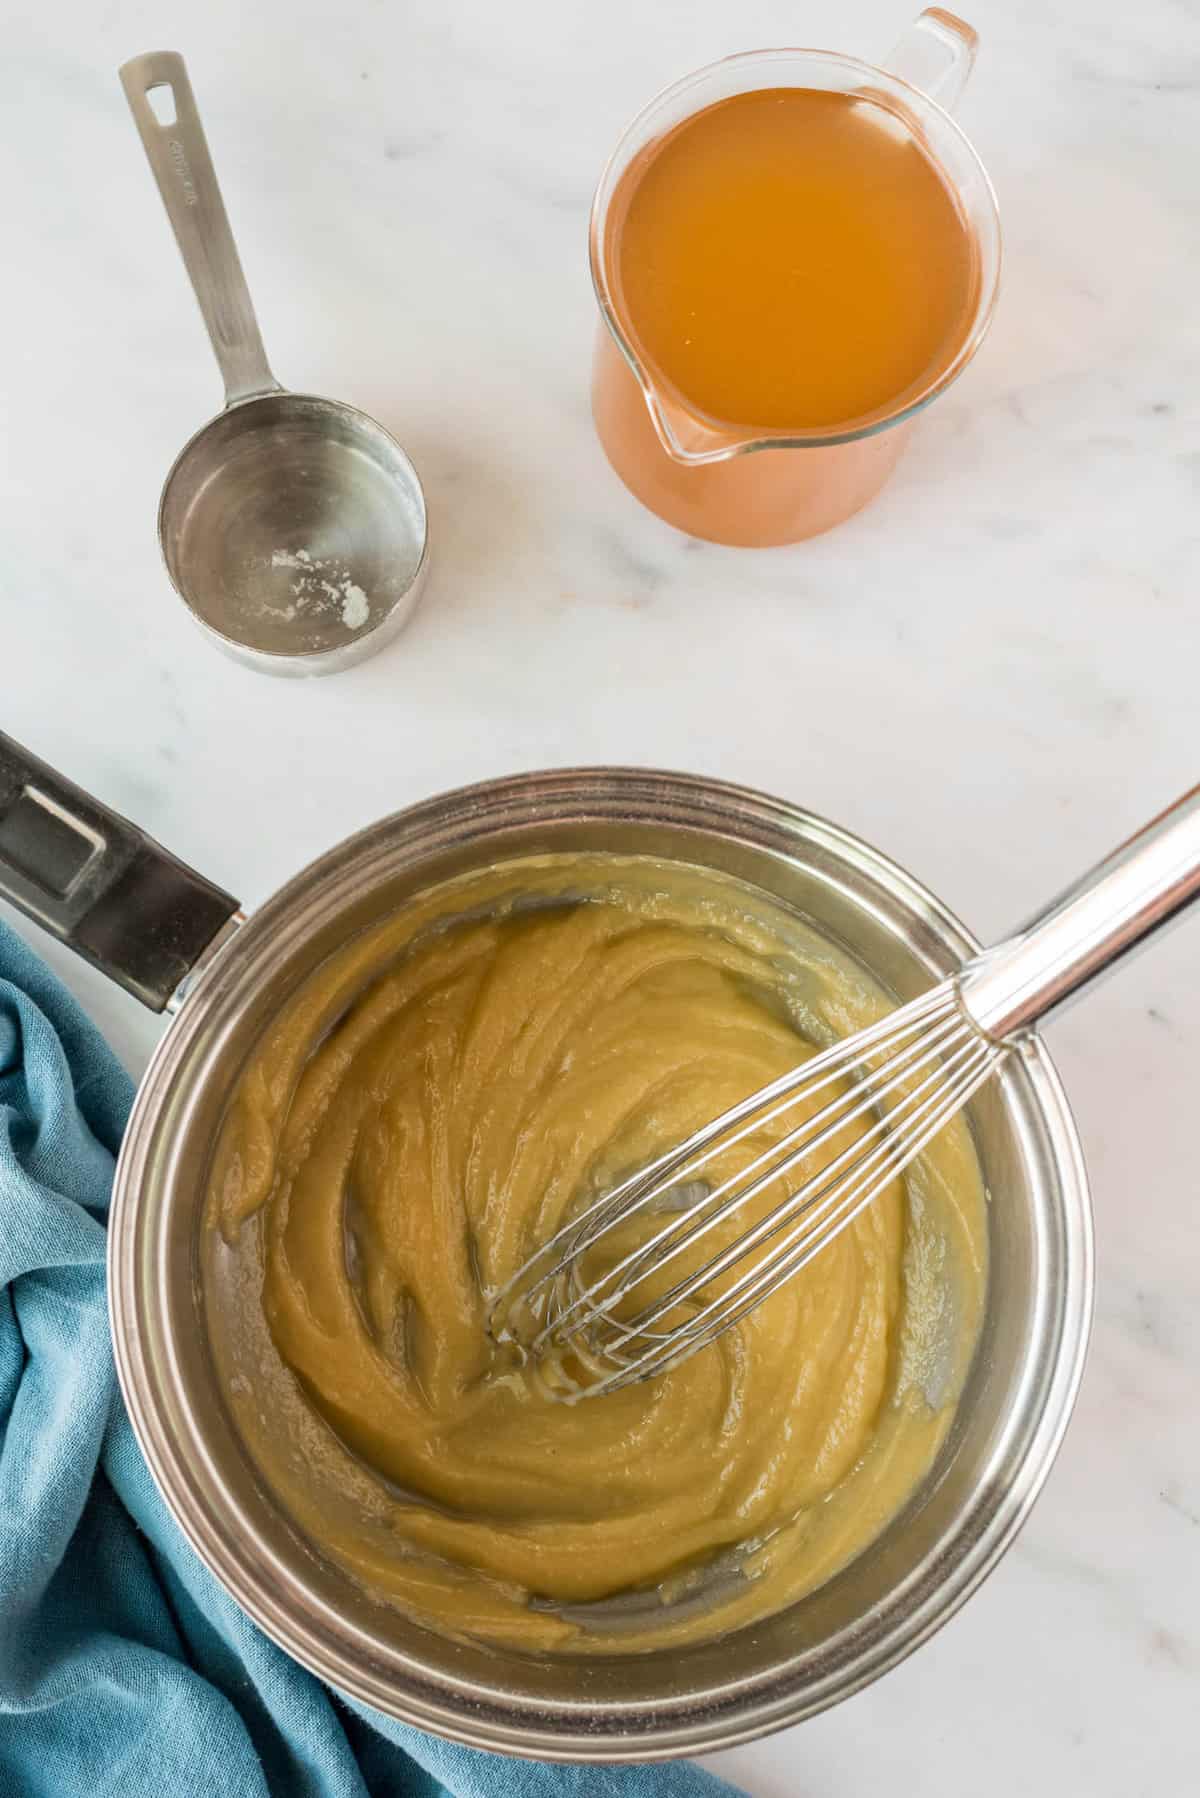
[0,732,241,1013]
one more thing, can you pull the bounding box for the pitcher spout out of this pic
[617,336,752,467]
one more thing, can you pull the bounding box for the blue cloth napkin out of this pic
[0,919,743,1798]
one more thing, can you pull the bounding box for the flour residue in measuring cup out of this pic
[266,549,371,631]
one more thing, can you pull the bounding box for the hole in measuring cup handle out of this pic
[145,82,177,127]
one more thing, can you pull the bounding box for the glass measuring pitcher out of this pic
[589,10,1001,547]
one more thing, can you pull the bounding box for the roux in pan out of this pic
[205,857,986,1650]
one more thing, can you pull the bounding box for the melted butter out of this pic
[204,855,987,1650]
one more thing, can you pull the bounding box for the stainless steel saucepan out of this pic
[0,732,1093,1762]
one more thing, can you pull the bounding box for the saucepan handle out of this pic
[0,732,241,1013]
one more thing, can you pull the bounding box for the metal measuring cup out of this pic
[121,53,428,676]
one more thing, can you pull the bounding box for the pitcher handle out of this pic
[884,9,978,113]
[0,732,241,1013]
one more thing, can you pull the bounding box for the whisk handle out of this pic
[959,783,1200,1040]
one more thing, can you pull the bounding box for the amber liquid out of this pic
[612,87,978,433]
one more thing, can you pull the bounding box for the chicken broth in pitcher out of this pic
[609,86,979,432]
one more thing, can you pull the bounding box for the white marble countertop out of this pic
[4,0,1198,1790]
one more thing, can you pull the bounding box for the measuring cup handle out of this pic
[0,732,242,1013]
[120,52,281,407]
[884,9,978,113]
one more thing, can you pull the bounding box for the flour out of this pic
[338,581,370,630]
[268,549,372,630]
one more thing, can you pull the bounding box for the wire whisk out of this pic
[489,784,1200,1400]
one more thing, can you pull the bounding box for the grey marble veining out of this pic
[2,2,1197,1791]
